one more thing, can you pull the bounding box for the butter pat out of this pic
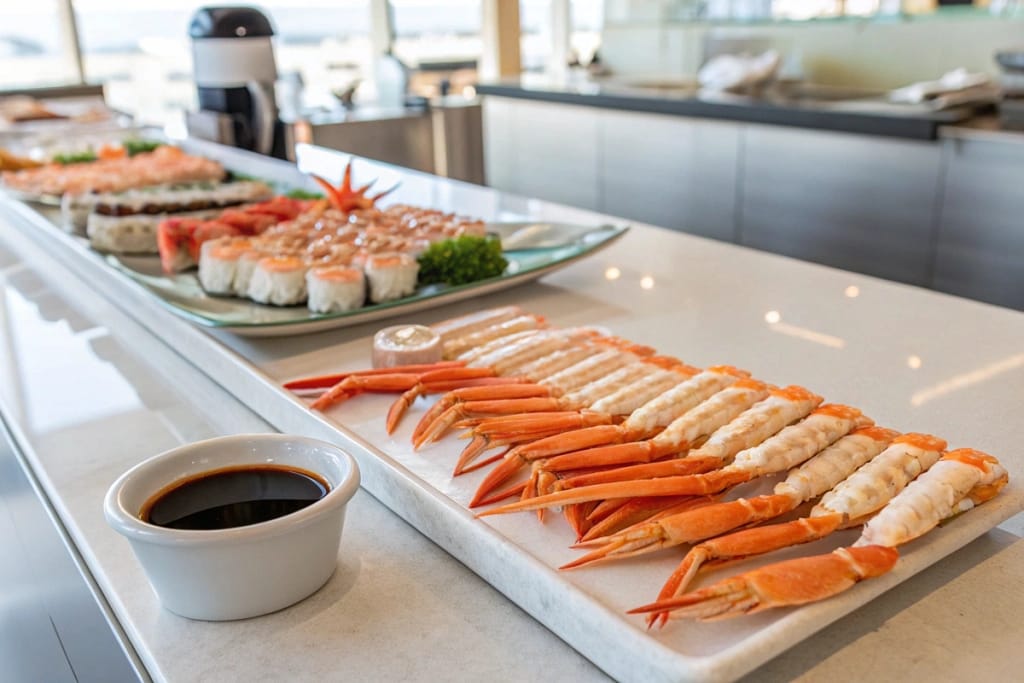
[372,324,443,368]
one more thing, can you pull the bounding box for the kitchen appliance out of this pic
[187,6,287,158]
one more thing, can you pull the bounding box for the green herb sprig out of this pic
[417,235,508,286]
[123,139,162,156]
[52,150,98,165]
[285,188,325,200]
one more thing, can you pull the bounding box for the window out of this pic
[73,1,374,126]
[520,0,550,72]
[521,0,602,73]
[391,0,482,66]
[390,0,482,97]
[571,0,603,65]
[0,1,80,90]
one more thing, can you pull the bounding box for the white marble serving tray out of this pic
[3,141,1023,682]
[252,381,1024,683]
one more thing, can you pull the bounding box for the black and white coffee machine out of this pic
[187,6,288,158]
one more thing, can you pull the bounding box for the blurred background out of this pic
[2,1,1018,128]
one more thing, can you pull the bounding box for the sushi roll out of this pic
[365,253,419,303]
[248,256,308,306]
[306,265,366,313]
[232,248,267,296]
[198,238,252,295]
[86,208,222,254]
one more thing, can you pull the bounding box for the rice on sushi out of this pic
[197,238,252,295]
[86,207,222,254]
[306,265,366,313]
[232,248,267,296]
[365,253,419,303]
[248,255,308,306]
[81,180,274,252]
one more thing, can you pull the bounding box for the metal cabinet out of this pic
[482,98,602,211]
[599,110,739,241]
[482,96,1023,311]
[934,136,1024,310]
[738,126,943,286]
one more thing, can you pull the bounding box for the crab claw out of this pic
[629,545,899,624]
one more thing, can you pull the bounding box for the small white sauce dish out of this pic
[104,434,360,621]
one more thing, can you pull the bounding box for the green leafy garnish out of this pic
[123,139,162,156]
[417,235,508,286]
[285,188,325,200]
[53,150,98,165]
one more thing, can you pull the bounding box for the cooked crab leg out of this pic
[441,314,547,359]
[415,357,694,449]
[639,432,945,623]
[390,344,622,437]
[468,367,755,502]
[283,361,467,391]
[517,378,774,490]
[409,348,640,446]
[629,546,900,622]
[310,365,504,411]
[559,405,871,567]
[488,377,774,511]
[478,385,823,516]
[454,361,713,474]
[389,344,610,434]
[635,447,1005,623]
[504,366,752,461]
[315,327,592,412]
[286,307,525,391]
[430,305,524,346]
[581,432,901,544]
[578,425,895,553]
[295,310,547,408]
[855,448,1008,547]
[429,359,695,444]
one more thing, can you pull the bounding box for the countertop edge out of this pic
[476,83,943,141]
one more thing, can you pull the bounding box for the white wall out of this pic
[599,10,1024,88]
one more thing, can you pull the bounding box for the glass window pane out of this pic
[521,1,603,74]
[571,0,602,65]
[391,0,481,97]
[0,1,78,90]
[391,0,481,65]
[520,0,550,73]
[74,1,373,126]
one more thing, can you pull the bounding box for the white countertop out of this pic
[2,141,1024,681]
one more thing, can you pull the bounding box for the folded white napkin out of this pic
[698,50,782,92]
[889,68,993,104]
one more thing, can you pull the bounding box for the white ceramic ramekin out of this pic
[104,434,360,621]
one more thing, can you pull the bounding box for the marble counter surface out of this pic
[2,140,1024,681]
[0,207,603,683]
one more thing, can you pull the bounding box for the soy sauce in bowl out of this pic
[141,464,330,530]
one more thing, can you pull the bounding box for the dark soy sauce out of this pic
[141,465,330,530]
